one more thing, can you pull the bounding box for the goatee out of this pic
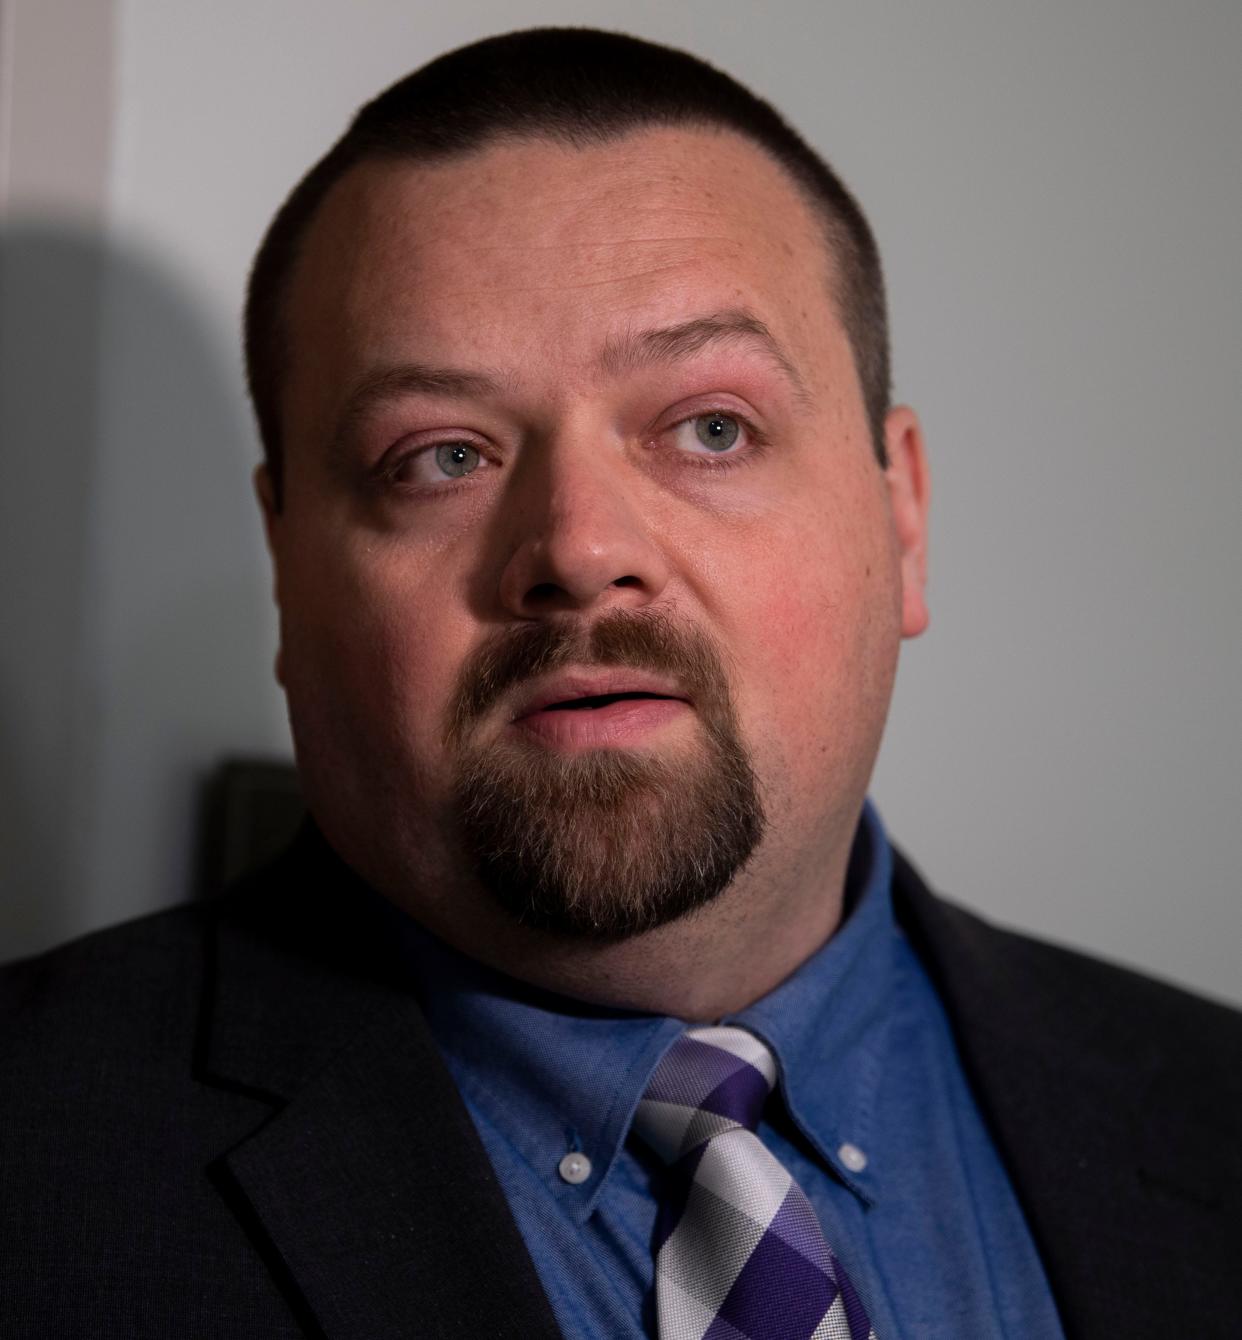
[447,609,765,940]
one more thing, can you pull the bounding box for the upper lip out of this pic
[511,670,690,720]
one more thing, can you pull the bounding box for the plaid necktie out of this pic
[633,1025,877,1340]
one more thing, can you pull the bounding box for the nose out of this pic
[497,435,671,618]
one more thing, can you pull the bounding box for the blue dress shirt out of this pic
[402,803,1065,1339]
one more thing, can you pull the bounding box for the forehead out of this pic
[282,127,847,422]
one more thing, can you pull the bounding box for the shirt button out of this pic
[558,1152,593,1185]
[838,1142,868,1173]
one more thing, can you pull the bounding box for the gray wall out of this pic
[2,0,1238,1005]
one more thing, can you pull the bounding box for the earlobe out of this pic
[883,406,930,639]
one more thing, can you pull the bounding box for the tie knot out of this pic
[633,1025,778,1164]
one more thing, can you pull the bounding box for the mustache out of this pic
[445,607,733,745]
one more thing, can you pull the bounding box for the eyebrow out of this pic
[336,361,507,429]
[597,308,810,403]
[330,307,807,460]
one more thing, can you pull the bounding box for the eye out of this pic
[388,440,486,487]
[433,443,481,477]
[671,412,745,457]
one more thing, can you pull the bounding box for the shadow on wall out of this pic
[0,220,284,960]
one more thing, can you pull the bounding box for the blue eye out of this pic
[694,413,740,452]
[670,412,746,459]
[385,439,488,489]
[435,443,481,477]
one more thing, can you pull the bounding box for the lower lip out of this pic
[512,698,691,750]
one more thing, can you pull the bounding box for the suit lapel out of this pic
[198,831,562,1340]
[893,849,1239,1336]
[198,829,1237,1337]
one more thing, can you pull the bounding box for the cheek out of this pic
[278,530,472,754]
[712,491,901,785]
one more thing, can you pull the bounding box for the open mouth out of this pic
[508,674,690,747]
[543,691,672,712]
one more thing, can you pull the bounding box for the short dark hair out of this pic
[244,27,891,505]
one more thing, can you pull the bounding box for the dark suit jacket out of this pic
[2,825,1239,1338]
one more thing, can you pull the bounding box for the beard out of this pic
[448,608,765,940]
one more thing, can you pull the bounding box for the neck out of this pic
[401,829,857,1021]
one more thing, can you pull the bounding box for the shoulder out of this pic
[0,870,331,1332]
[0,893,267,1174]
[887,846,1242,1331]
[0,827,421,1112]
[891,845,1242,1155]
[893,845,1242,1047]
[0,899,214,1075]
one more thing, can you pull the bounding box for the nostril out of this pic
[509,561,662,615]
[522,575,641,608]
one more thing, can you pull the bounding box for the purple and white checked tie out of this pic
[633,1026,877,1340]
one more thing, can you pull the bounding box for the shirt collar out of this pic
[398,799,897,1222]
[398,919,683,1223]
[730,799,896,1203]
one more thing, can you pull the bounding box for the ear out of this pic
[883,405,930,639]
[254,462,280,547]
[253,463,286,686]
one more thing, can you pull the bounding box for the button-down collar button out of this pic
[558,1151,592,1184]
[838,1142,868,1173]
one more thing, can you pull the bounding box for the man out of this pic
[1,27,1238,1340]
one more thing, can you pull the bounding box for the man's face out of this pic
[262,126,928,942]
